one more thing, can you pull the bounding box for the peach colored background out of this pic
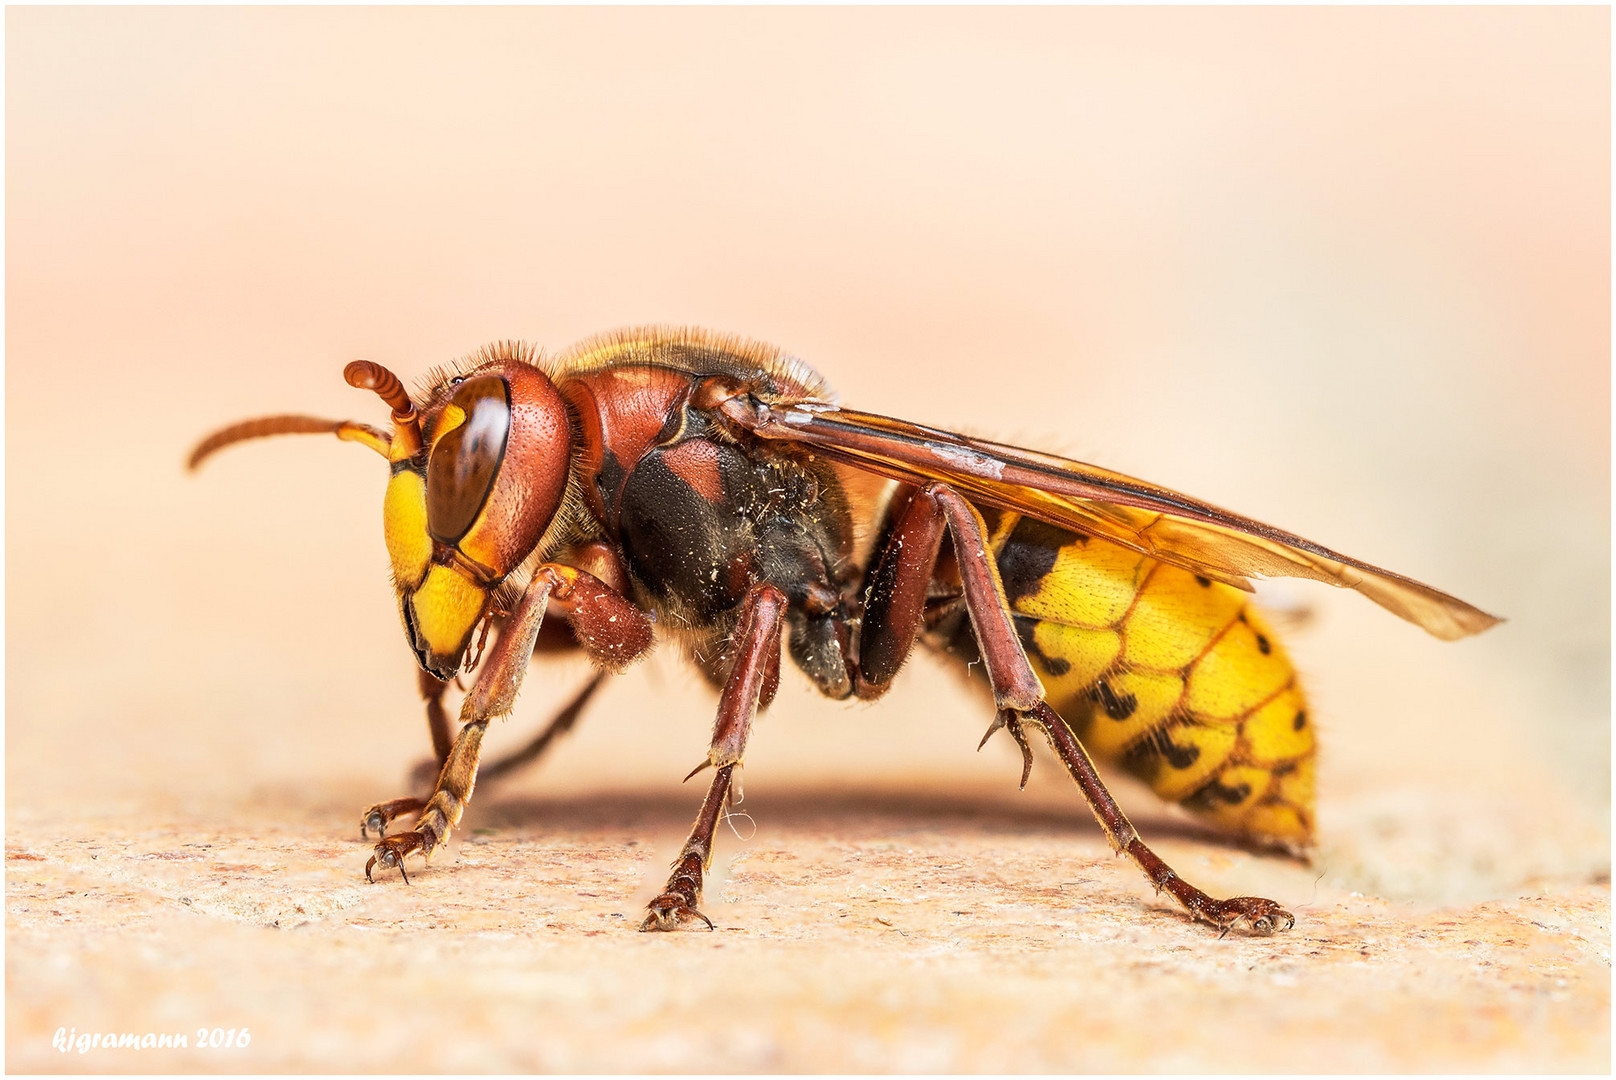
[7,7,1609,1072]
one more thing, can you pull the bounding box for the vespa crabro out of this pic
[189,327,1499,935]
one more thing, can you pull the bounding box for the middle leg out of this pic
[642,582,787,931]
[481,669,607,784]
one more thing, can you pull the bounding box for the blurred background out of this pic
[6,6,1609,1068]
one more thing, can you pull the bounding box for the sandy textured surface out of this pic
[7,776,1609,1073]
[7,7,1609,1074]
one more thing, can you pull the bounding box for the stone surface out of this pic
[7,771,1608,1073]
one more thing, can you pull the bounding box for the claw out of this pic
[1204,896,1293,937]
[640,893,715,932]
[361,809,386,839]
[366,836,421,885]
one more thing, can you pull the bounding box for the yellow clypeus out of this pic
[382,469,432,589]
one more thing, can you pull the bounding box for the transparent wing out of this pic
[720,398,1500,640]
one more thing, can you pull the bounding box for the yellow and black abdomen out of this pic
[938,511,1316,848]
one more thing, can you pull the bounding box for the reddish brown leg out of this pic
[643,583,786,931]
[642,765,735,932]
[361,796,427,839]
[859,483,1293,935]
[421,667,455,763]
[361,669,455,837]
[1029,702,1293,935]
[367,565,652,882]
[857,485,1040,711]
[857,486,945,691]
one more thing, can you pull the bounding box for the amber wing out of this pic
[718,397,1500,641]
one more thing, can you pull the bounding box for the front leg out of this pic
[643,583,786,930]
[367,718,488,882]
[360,669,455,838]
[362,669,607,838]
[367,563,653,882]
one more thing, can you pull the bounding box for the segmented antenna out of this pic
[345,360,422,456]
[187,416,345,471]
[344,361,414,417]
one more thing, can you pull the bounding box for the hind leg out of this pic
[855,483,1293,935]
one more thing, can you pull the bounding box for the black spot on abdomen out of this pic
[1014,616,1070,677]
[1184,776,1253,809]
[997,518,1069,605]
[1092,679,1138,721]
[1126,727,1200,770]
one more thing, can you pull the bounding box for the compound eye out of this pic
[426,375,511,545]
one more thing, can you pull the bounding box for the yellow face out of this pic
[382,375,513,680]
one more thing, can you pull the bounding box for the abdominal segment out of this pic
[935,510,1316,848]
